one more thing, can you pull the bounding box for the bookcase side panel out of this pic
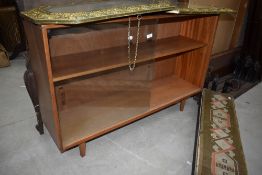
[23,21,63,151]
[177,15,219,87]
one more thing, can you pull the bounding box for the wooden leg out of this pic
[24,57,44,135]
[79,143,86,157]
[180,99,186,112]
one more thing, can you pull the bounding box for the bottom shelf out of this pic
[60,75,201,149]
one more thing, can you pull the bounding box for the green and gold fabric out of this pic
[21,0,235,25]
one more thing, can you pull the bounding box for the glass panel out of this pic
[56,63,154,148]
[52,18,158,147]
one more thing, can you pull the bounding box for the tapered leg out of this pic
[24,56,44,135]
[79,143,86,157]
[180,99,187,112]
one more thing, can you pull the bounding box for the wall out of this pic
[189,0,241,54]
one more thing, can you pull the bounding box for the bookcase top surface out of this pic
[21,0,234,25]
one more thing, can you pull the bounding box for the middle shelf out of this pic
[51,36,206,82]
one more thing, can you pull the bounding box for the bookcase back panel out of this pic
[156,22,181,40]
[49,22,158,57]
[179,15,219,86]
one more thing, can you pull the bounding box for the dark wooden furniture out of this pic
[0,5,25,59]
[23,13,219,157]
[243,0,262,66]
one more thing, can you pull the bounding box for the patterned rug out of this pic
[194,89,248,175]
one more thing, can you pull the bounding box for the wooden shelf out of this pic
[52,36,206,82]
[59,75,201,149]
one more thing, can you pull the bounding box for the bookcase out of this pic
[23,13,218,157]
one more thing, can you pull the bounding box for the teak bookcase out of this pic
[23,13,219,157]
